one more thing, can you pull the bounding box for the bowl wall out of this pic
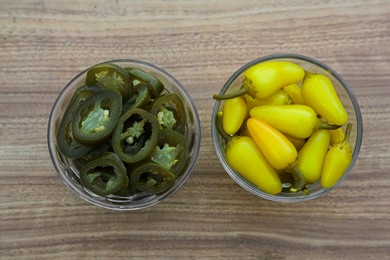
[48,59,201,210]
[211,54,363,202]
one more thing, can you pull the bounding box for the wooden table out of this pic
[1,1,389,259]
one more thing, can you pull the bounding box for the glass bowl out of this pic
[48,59,201,210]
[211,53,363,202]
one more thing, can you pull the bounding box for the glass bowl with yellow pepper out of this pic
[211,53,363,202]
[48,59,201,210]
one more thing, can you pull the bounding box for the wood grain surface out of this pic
[1,0,390,259]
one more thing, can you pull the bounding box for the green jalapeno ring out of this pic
[86,63,132,101]
[72,89,122,145]
[152,129,188,176]
[56,86,103,159]
[112,108,160,164]
[79,152,129,196]
[151,93,187,133]
[126,67,164,98]
[122,83,152,113]
[67,84,102,108]
[129,161,176,194]
[57,110,92,159]
[74,140,112,168]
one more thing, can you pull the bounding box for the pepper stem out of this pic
[212,85,249,100]
[215,111,232,142]
[303,71,315,80]
[344,123,352,143]
[289,167,306,193]
[318,122,342,130]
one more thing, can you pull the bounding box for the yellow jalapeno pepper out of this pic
[243,61,305,99]
[250,104,340,139]
[329,127,345,145]
[285,134,305,150]
[246,117,297,170]
[295,130,330,183]
[213,61,305,100]
[226,136,282,195]
[216,111,282,195]
[283,84,304,104]
[321,123,352,188]
[222,96,247,135]
[301,73,348,125]
[244,89,292,112]
[246,118,306,192]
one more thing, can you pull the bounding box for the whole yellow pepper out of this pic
[244,61,305,99]
[244,89,292,112]
[285,134,305,150]
[295,130,330,183]
[321,123,352,188]
[213,61,304,100]
[329,127,345,145]
[226,136,282,195]
[216,111,282,195]
[302,73,348,125]
[222,96,247,135]
[246,117,297,170]
[283,84,304,104]
[250,104,340,139]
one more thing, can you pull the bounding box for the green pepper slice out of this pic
[79,152,129,196]
[74,140,112,168]
[72,89,122,145]
[57,111,92,159]
[56,86,102,158]
[151,129,188,176]
[67,84,102,109]
[151,93,187,133]
[122,83,152,113]
[129,161,176,194]
[86,63,132,100]
[112,108,160,163]
[126,68,164,98]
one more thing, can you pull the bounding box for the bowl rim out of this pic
[48,59,202,210]
[211,53,363,202]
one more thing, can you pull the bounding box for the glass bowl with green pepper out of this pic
[48,59,201,210]
[211,53,363,202]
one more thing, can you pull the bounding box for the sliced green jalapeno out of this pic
[112,108,160,163]
[126,68,164,98]
[129,161,176,194]
[56,86,102,158]
[72,89,122,145]
[57,111,92,159]
[67,84,102,108]
[122,83,151,113]
[86,63,132,100]
[74,140,112,168]
[151,93,187,133]
[152,129,188,176]
[79,152,128,196]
